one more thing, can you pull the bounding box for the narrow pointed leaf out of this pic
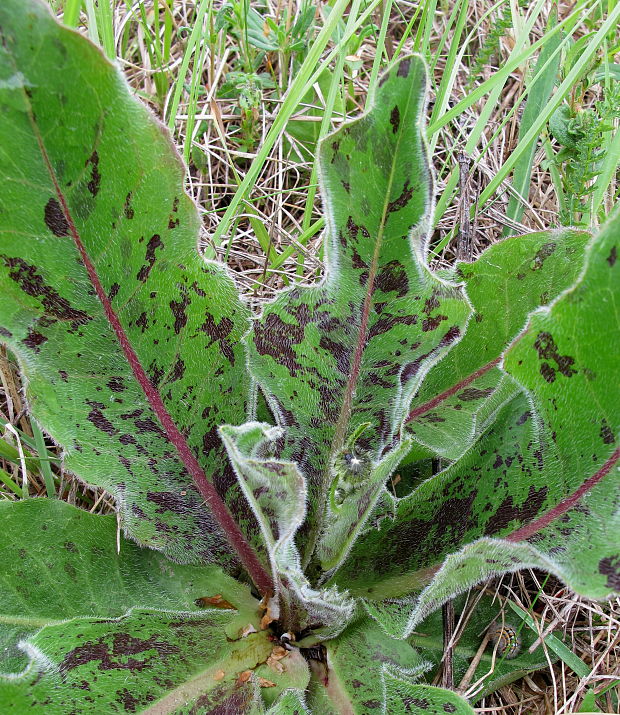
[220,423,354,639]
[0,0,270,589]
[247,55,470,562]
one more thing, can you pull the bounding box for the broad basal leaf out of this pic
[0,0,269,589]
[0,500,259,676]
[247,55,470,569]
[1,610,272,714]
[329,207,619,628]
[0,499,307,713]
[407,229,589,462]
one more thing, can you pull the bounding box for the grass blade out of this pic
[503,12,563,235]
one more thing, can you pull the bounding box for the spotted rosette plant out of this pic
[0,1,618,713]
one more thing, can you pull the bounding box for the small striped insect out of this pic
[487,621,522,660]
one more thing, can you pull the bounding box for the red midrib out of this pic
[506,446,620,542]
[31,120,273,596]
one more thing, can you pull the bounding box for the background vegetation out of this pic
[1,0,619,712]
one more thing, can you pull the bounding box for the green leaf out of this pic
[332,391,554,601]
[0,0,271,590]
[305,617,429,714]
[246,55,471,570]
[0,499,302,713]
[407,228,589,462]
[383,673,475,715]
[219,422,355,639]
[0,499,260,675]
[502,204,620,599]
[335,208,619,629]
[266,690,310,714]
[0,610,271,713]
[329,228,590,599]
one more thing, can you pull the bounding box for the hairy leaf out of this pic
[0,0,270,589]
[329,208,619,625]
[383,674,475,715]
[0,499,308,713]
[305,618,429,714]
[246,55,470,569]
[0,500,258,675]
[407,229,589,462]
[265,690,310,714]
[220,422,355,638]
[0,610,272,713]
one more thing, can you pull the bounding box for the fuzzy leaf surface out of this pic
[0,499,304,713]
[0,0,266,577]
[0,611,273,714]
[0,500,258,676]
[407,229,589,461]
[383,674,475,715]
[220,422,355,639]
[247,55,470,564]
[305,618,429,714]
[330,209,619,619]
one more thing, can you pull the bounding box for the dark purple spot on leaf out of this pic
[600,419,614,445]
[199,314,235,364]
[458,387,494,401]
[397,58,411,77]
[22,328,48,352]
[1,256,91,325]
[254,313,304,376]
[85,151,101,196]
[390,105,401,133]
[387,179,414,214]
[107,376,126,393]
[137,234,163,282]
[123,192,134,219]
[375,260,408,297]
[86,402,117,435]
[534,332,576,378]
[422,314,447,332]
[607,245,617,267]
[531,242,556,270]
[169,290,190,334]
[168,358,186,383]
[485,485,548,535]
[599,555,620,590]
[44,197,69,236]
